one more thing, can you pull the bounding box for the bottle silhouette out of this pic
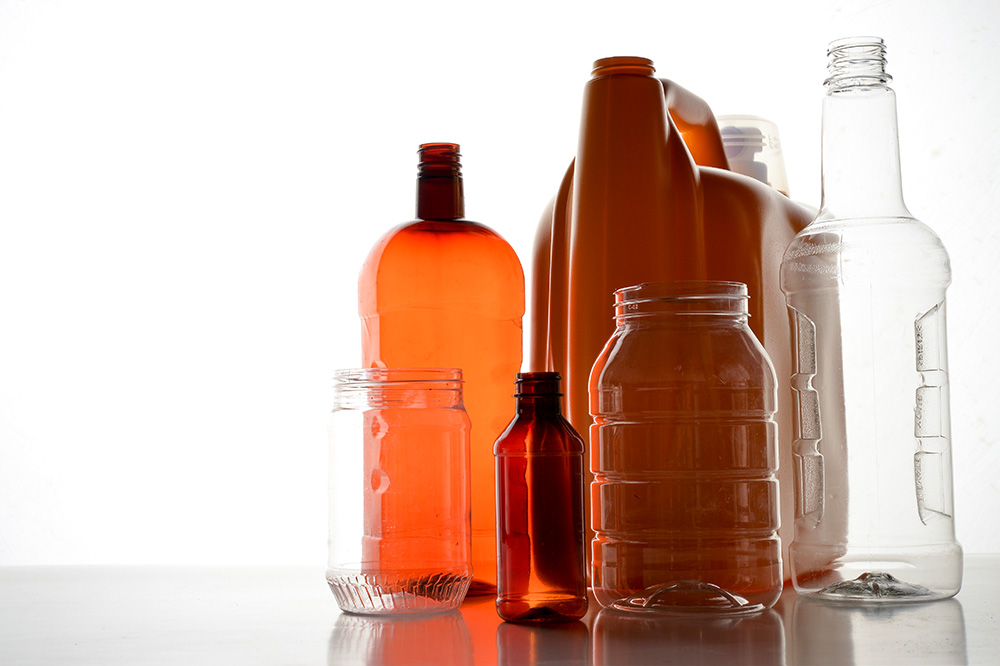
[359,143,525,595]
[780,37,962,602]
[494,372,588,623]
[589,282,782,614]
[530,57,813,570]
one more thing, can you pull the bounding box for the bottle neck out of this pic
[514,372,563,416]
[819,37,909,219]
[415,142,465,220]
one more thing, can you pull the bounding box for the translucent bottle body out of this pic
[589,282,781,615]
[781,37,962,602]
[327,368,472,614]
[783,217,962,601]
[359,144,525,595]
[494,372,588,623]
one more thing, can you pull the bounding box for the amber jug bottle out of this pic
[530,57,813,573]
[359,143,525,595]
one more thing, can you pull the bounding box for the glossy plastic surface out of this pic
[359,144,525,595]
[327,368,472,614]
[494,372,588,623]
[529,58,812,572]
[781,38,962,602]
[589,282,781,615]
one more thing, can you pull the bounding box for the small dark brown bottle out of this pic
[494,372,588,623]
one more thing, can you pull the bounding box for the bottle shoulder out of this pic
[494,413,585,455]
[781,215,951,290]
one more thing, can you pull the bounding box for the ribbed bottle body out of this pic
[780,37,961,602]
[589,282,781,614]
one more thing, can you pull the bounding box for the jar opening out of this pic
[614,281,749,318]
[334,367,463,388]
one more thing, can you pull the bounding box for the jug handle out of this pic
[660,79,731,170]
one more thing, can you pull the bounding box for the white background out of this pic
[0,0,997,565]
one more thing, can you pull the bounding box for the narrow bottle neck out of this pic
[415,143,465,220]
[819,38,909,219]
[514,372,563,416]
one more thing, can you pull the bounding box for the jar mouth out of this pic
[614,281,748,317]
[333,367,463,388]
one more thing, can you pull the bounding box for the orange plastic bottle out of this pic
[359,143,525,595]
[530,57,812,575]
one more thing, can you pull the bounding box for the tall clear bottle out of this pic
[359,143,525,595]
[780,37,962,601]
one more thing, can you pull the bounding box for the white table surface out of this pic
[2,555,997,665]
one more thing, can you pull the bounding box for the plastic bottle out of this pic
[359,143,525,595]
[494,372,588,622]
[589,281,781,614]
[530,57,812,570]
[780,37,962,601]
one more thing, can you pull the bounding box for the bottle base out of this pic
[327,569,472,615]
[808,571,952,604]
[605,580,768,616]
[497,593,588,623]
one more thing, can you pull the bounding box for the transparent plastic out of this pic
[718,115,790,196]
[530,57,812,576]
[327,368,472,614]
[780,37,962,602]
[359,143,525,595]
[589,282,781,615]
[494,372,588,623]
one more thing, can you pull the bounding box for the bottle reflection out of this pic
[327,610,473,666]
[497,619,590,666]
[791,596,967,665]
[593,607,784,665]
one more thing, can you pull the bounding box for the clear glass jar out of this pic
[780,37,962,602]
[327,368,472,614]
[589,281,781,615]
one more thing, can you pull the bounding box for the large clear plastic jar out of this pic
[589,281,781,615]
[327,368,472,614]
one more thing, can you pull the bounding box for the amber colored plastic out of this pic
[494,372,588,623]
[530,57,812,572]
[589,282,781,614]
[359,144,524,596]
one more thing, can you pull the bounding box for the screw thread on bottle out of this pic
[824,37,891,92]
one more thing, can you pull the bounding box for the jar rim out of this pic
[333,367,463,388]
[614,281,748,301]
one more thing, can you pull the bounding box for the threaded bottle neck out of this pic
[416,142,464,220]
[819,36,908,219]
[825,37,891,92]
[514,371,563,414]
[590,56,655,79]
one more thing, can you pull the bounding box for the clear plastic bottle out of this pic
[359,143,525,595]
[326,368,472,614]
[589,281,781,615]
[494,372,588,623]
[780,37,962,602]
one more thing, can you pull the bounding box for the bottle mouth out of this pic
[418,143,462,175]
[614,281,749,317]
[591,56,655,78]
[824,36,891,91]
[514,371,563,397]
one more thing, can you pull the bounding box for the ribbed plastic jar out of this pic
[589,281,781,614]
